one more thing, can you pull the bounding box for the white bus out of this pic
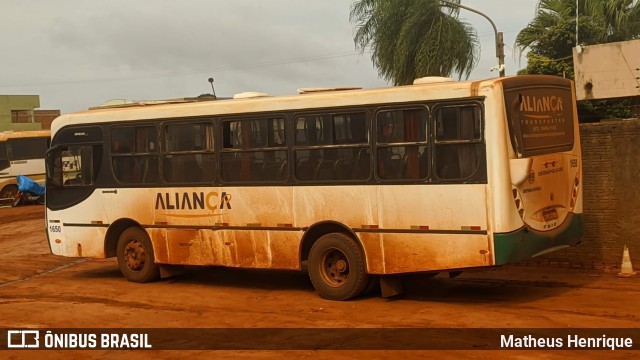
[45,75,583,300]
[0,130,51,202]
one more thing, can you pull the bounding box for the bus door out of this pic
[46,127,104,215]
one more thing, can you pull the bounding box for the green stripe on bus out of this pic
[493,213,584,265]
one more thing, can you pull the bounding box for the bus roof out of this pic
[50,75,571,134]
[0,130,51,142]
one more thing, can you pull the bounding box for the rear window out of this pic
[503,77,575,157]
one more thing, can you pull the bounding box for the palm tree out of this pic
[515,0,640,59]
[516,1,640,121]
[588,0,640,42]
[350,0,479,85]
[515,0,580,59]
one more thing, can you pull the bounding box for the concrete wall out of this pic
[0,95,42,131]
[532,119,640,270]
[573,40,640,100]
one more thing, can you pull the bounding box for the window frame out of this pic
[292,109,371,183]
[161,120,216,184]
[219,115,290,184]
[110,124,159,185]
[431,101,485,182]
[373,105,430,182]
[59,145,96,187]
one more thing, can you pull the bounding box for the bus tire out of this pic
[116,227,160,283]
[308,233,369,301]
[0,185,18,201]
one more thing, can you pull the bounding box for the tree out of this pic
[517,53,574,78]
[350,0,479,85]
[516,0,640,73]
[516,0,640,121]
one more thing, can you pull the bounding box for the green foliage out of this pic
[516,0,640,61]
[578,99,633,122]
[517,53,574,78]
[350,0,479,85]
[516,0,640,122]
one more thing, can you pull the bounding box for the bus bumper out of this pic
[493,213,584,265]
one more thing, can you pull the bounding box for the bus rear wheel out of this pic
[116,227,160,283]
[0,185,18,201]
[308,233,369,301]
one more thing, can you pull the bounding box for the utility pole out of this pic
[576,0,579,46]
[441,1,505,77]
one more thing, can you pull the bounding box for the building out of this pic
[0,95,60,131]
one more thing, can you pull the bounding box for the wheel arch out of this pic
[299,221,367,270]
[0,183,18,197]
[105,218,144,258]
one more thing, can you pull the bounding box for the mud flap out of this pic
[159,265,185,279]
[380,275,403,298]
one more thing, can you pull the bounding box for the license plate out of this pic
[542,208,558,222]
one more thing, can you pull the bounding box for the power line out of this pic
[0,50,370,88]
[528,55,573,63]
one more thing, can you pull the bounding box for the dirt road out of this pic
[0,205,638,359]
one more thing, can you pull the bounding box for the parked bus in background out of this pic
[0,130,51,202]
[44,75,583,300]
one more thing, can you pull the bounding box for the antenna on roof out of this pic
[208,77,217,99]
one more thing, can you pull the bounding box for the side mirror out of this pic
[45,145,63,187]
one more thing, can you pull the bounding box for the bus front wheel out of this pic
[308,233,369,301]
[116,227,160,283]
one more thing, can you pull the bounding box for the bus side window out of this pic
[111,126,159,184]
[163,122,215,184]
[221,117,287,183]
[294,112,369,182]
[434,105,483,180]
[375,108,428,181]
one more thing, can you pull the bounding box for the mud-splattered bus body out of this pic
[45,75,583,300]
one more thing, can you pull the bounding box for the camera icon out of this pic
[7,330,40,348]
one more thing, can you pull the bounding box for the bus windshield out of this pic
[503,76,575,157]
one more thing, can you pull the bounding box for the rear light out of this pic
[512,186,525,220]
[569,173,580,210]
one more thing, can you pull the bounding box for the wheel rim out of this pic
[123,239,146,271]
[0,186,18,199]
[318,247,350,288]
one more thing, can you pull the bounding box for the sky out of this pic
[1,0,540,114]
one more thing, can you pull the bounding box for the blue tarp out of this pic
[16,175,45,196]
